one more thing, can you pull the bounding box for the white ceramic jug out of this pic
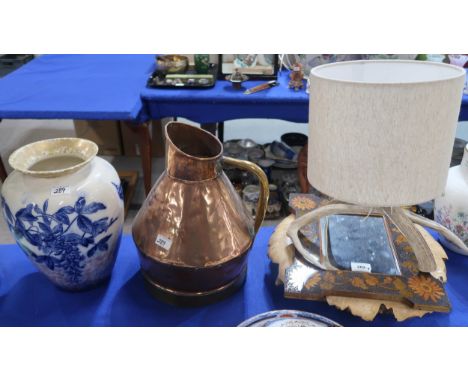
[434,144,468,255]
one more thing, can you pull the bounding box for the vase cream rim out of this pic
[8,137,98,178]
[310,60,466,86]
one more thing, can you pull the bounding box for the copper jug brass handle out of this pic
[223,156,269,234]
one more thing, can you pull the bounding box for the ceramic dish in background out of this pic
[282,55,336,78]
[247,147,265,163]
[223,140,244,158]
[264,144,297,169]
[223,139,262,161]
[272,159,297,170]
[281,54,360,78]
[281,54,417,79]
[270,140,296,160]
[238,310,341,327]
[155,55,189,74]
[281,132,308,147]
[451,138,468,167]
[360,54,418,61]
[238,138,258,149]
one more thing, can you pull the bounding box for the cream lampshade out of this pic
[307,60,466,207]
[288,60,468,272]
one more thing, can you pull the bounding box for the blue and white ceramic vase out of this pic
[1,138,124,290]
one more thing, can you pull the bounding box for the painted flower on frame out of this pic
[290,196,316,211]
[383,277,392,285]
[401,260,418,274]
[393,278,406,291]
[305,273,321,289]
[351,277,368,290]
[408,275,444,302]
[323,272,336,284]
[321,282,334,290]
[363,274,379,286]
[395,234,407,246]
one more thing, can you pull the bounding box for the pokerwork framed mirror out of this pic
[284,193,450,313]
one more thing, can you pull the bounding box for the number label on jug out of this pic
[155,234,172,251]
[51,186,71,196]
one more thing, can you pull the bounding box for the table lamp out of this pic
[288,60,468,272]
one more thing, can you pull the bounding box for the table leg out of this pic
[217,122,224,142]
[200,123,217,136]
[151,119,165,158]
[0,156,7,182]
[125,121,152,195]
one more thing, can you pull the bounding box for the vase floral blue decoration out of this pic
[1,138,124,290]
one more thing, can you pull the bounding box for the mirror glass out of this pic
[322,214,400,275]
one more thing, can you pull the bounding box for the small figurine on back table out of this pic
[289,63,304,91]
[226,68,249,90]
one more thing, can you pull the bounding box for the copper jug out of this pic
[132,122,269,305]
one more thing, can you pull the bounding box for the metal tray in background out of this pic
[147,64,218,89]
[0,54,34,78]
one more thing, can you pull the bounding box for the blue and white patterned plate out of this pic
[238,310,341,327]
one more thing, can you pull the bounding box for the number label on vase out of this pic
[155,234,173,251]
[51,186,71,196]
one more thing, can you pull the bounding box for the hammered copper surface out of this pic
[132,122,267,297]
[133,170,254,268]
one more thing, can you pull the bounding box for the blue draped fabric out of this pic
[0,56,466,123]
[1,228,467,326]
[0,55,154,121]
[142,69,468,123]
[141,71,310,123]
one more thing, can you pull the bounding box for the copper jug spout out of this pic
[132,122,269,305]
[166,122,221,182]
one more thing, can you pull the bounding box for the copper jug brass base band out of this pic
[141,267,247,306]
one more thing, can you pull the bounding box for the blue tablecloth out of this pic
[1,227,467,326]
[142,69,468,123]
[141,70,310,123]
[0,56,466,124]
[0,54,155,121]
